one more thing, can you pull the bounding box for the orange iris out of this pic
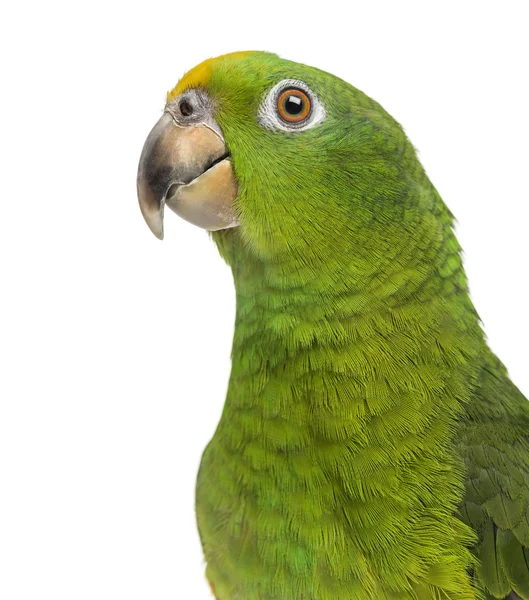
[277,89,311,123]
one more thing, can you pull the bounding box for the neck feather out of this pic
[204,225,485,597]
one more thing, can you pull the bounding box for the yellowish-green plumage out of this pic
[164,52,529,599]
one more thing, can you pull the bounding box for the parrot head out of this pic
[138,51,450,284]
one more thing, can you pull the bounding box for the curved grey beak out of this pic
[137,112,238,239]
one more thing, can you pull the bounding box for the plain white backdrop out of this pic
[0,1,527,598]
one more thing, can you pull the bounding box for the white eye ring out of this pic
[258,79,326,132]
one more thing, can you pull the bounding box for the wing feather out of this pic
[457,353,529,600]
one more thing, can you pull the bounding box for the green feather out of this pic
[475,521,510,597]
[497,529,529,598]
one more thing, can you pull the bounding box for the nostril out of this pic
[179,100,193,117]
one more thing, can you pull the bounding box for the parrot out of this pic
[136,51,529,600]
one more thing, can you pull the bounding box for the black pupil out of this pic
[179,100,193,117]
[284,94,304,115]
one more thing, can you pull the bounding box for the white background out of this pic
[1,1,527,598]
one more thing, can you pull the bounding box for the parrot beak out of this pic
[137,112,238,239]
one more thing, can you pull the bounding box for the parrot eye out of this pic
[277,89,311,123]
[259,79,326,132]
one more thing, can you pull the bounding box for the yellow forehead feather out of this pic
[167,51,255,101]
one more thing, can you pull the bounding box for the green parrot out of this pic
[136,51,529,600]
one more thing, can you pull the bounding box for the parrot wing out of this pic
[457,352,529,600]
